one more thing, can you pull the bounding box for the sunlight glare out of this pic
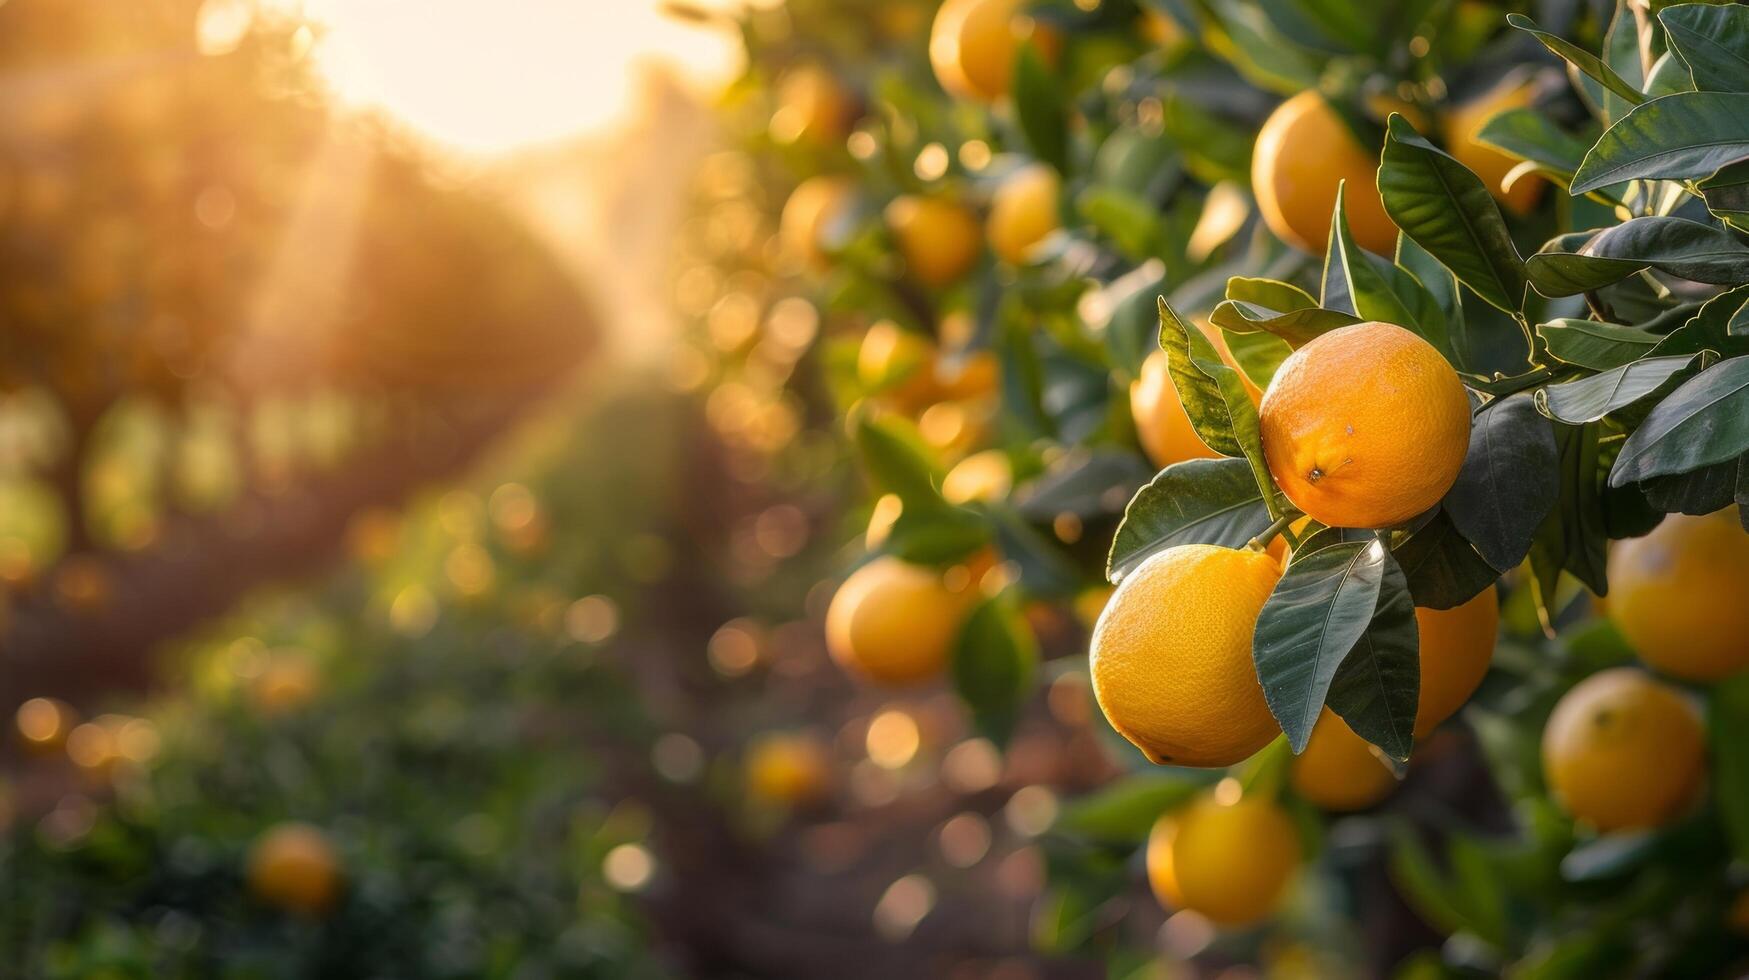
[306,0,742,156]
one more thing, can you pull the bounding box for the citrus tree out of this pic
[716,0,1749,972]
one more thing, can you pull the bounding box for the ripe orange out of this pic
[746,731,833,805]
[1291,709,1396,811]
[1414,587,1499,737]
[942,449,1012,504]
[986,164,1061,265]
[885,195,983,288]
[929,0,1058,102]
[1607,509,1749,682]
[1251,91,1399,255]
[1089,544,1282,767]
[1259,321,1470,529]
[769,64,857,146]
[1129,323,1258,469]
[1147,790,1302,925]
[780,176,857,269]
[1442,78,1544,216]
[247,823,342,915]
[827,556,975,685]
[1541,668,1705,832]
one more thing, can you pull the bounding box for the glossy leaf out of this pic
[1571,92,1749,194]
[1443,395,1559,571]
[1640,457,1743,515]
[1322,182,1419,329]
[1536,319,1658,371]
[1253,538,1389,754]
[1507,13,1646,107]
[1156,297,1275,505]
[1611,356,1749,486]
[1659,3,1749,94]
[1391,509,1501,610]
[1378,116,1525,315]
[1106,457,1273,582]
[1209,300,1360,347]
[1475,108,1594,183]
[1525,217,1749,297]
[1537,355,1701,424]
[1324,547,1419,761]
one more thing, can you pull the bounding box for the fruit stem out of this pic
[1249,513,1297,553]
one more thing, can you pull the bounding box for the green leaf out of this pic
[1324,547,1419,761]
[1640,456,1743,515]
[1507,13,1647,107]
[953,595,1039,742]
[1322,182,1421,333]
[1103,268,1169,379]
[1204,0,1323,93]
[853,414,944,504]
[1155,297,1275,504]
[1659,3,1749,93]
[1649,283,1749,359]
[1442,395,1560,571]
[1391,509,1501,610]
[1051,773,1212,842]
[1611,356,1749,486]
[1017,449,1154,521]
[1226,276,1318,314]
[1571,92,1749,194]
[1222,327,1295,393]
[1208,300,1361,348]
[1536,319,1659,370]
[1528,422,1609,620]
[1536,354,1701,424]
[1013,43,1069,175]
[1475,108,1595,183]
[1160,94,1255,185]
[1700,159,1749,234]
[1379,115,1526,316]
[1078,186,1167,262]
[1712,672,1749,862]
[1525,217,1749,297]
[1106,457,1273,582]
[1253,537,1390,754]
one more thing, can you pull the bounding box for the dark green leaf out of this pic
[1379,116,1526,315]
[1659,3,1749,94]
[953,596,1039,742]
[1611,356,1749,486]
[1051,773,1213,842]
[1536,319,1659,370]
[1106,457,1273,582]
[1017,449,1154,521]
[1525,217,1749,297]
[1649,283,1749,359]
[1013,44,1069,174]
[1507,13,1647,107]
[1443,395,1560,571]
[1537,355,1701,424]
[1253,538,1389,753]
[1325,547,1419,760]
[1392,509,1501,609]
[1700,159,1749,234]
[1640,456,1743,515]
[1475,108,1595,183]
[1713,672,1749,861]
[1571,92,1749,194]
[1323,182,1420,330]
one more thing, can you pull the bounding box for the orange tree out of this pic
[719,0,1749,973]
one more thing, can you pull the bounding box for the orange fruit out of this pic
[986,164,1061,265]
[1291,709,1397,811]
[1607,509,1749,682]
[1147,789,1302,925]
[1090,544,1282,767]
[827,556,975,685]
[1259,321,1470,529]
[1251,91,1399,255]
[929,0,1059,102]
[1442,77,1544,216]
[1541,668,1705,832]
[770,64,857,146]
[885,195,983,288]
[746,731,833,805]
[247,823,343,915]
[1414,587,1499,737]
[780,176,858,269]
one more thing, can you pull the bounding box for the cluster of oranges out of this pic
[748,0,1749,936]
